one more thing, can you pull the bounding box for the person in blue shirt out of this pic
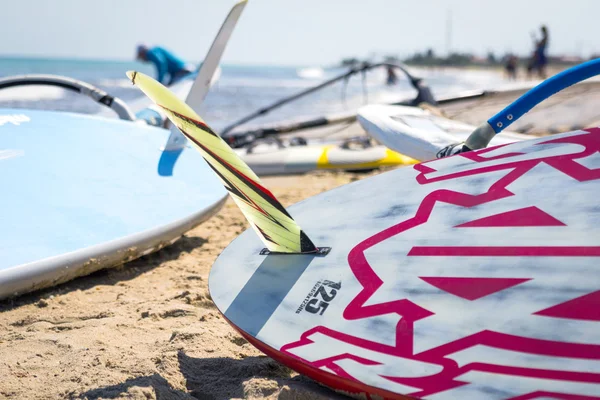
[136,45,194,85]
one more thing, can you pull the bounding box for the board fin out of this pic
[165,0,247,150]
[127,71,319,254]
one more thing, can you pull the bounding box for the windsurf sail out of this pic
[464,58,600,151]
[165,0,248,151]
[127,71,318,254]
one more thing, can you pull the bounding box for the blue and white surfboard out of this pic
[0,108,227,299]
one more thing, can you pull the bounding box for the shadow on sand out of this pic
[0,234,208,311]
[75,373,191,400]
[75,352,347,400]
[176,351,347,400]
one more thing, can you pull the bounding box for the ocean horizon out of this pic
[0,56,513,132]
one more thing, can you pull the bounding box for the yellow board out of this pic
[315,147,416,170]
[127,71,318,254]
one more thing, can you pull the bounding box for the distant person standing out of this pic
[528,25,549,79]
[386,65,398,85]
[505,54,518,80]
[136,45,194,85]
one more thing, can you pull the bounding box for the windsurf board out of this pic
[130,70,600,399]
[358,104,532,161]
[236,140,415,176]
[0,109,226,299]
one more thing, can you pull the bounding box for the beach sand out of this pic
[0,169,383,400]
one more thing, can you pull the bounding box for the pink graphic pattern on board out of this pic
[534,290,600,322]
[418,277,531,301]
[281,129,600,398]
[455,206,566,227]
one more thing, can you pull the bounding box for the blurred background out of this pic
[0,0,595,131]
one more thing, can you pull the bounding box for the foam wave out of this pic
[0,86,65,101]
[297,67,325,79]
[217,77,320,89]
[96,79,135,89]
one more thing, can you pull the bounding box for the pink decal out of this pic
[535,290,600,322]
[456,206,566,227]
[419,277,531,301]
[509,390,600,399]
[280,130,600,398]
[415,130,600,185]
[408,246,600,257]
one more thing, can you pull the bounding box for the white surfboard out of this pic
[129,70,600,399]
[358,104,532,161]
[236,141,415,176]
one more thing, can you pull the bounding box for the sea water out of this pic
[0,57,511,132]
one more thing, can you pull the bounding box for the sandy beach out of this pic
[0,169,382,400]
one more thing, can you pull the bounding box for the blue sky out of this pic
[0,0,594,65]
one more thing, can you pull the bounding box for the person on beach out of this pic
[385,65,398,85]
[505,54,518,80]
[528,25,549,79]
[136,45,194,85]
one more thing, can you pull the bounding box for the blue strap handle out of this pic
[488,58,600,133]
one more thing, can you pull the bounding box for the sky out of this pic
[0,0,595,66]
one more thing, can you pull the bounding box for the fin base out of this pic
[259,247,331,256]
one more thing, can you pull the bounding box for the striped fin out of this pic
[126,71,318,254]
